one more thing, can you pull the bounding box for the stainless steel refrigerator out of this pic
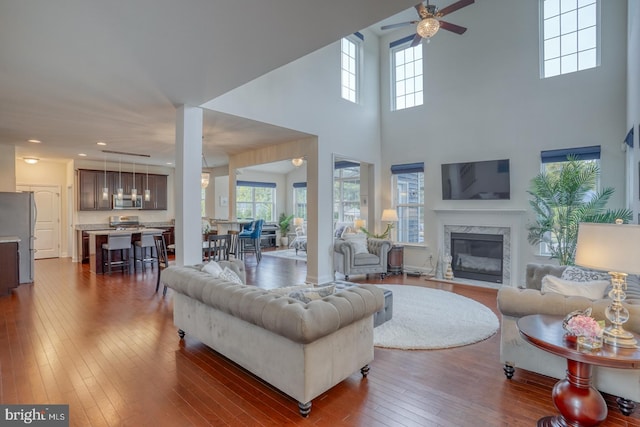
[0,191,36,283]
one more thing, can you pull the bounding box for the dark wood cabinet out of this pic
[0,241,20,295]
[141,174,168,210]
[79,169,168,211]
[79,169,113,210]
[82,231,90,263]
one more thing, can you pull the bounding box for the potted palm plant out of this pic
[527,157,632,265]
[278,213,294,247]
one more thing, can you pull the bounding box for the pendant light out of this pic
[144,164,151,201]
[201,154,210,189]
[117,158,123,200]
[131,161,137,200]
[102,156,109,201]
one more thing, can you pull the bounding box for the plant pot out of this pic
[280,237,289,247]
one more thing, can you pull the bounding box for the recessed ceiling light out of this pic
[78,153,87,157]
[23,157,39,164]
[166,162,173,165]
[97,141,106,146]
[27,139,41,143]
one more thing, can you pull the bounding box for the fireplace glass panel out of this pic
[451,232,503,283]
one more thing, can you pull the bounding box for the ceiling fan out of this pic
[381,0,474,46]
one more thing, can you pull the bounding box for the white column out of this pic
[175,105,203,266]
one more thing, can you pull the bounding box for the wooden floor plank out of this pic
[0,255,639,426]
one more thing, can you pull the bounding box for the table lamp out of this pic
[380,209,399,240]
[575,221,640,348]
[293,217,304,227]
[354,218,366,232]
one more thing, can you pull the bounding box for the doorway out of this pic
[17,184,61,259]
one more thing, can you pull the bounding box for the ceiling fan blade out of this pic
[439,20,467,34]
[410,34,423,47]
[437,0,474,17]
[381,21,418,30]
[415,3,427,18]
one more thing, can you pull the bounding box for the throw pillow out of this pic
[334,225,346,238]
[561,266,610,282]
[219,266,243,285]
[202,261,223,278]
[342,233,369,254]
[288,285,336,303]
[541,275,610,300]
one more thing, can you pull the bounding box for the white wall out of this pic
[628,0,640,218]
[205,29,383,284]
[0,145,17,191]
[379,0,628,280]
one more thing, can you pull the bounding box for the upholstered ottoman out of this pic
[331,281,393,327]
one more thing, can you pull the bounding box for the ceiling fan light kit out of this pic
[381,0,474,45]
[416,17,440,38]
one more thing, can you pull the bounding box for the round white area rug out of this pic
[374,285,499,350]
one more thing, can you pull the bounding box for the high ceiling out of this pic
[0,0,417,167]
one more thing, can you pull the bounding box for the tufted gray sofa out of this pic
[160,261,384,417]
[497,263,640,415]
[333,237,391,280]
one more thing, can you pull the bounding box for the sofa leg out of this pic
[298,401,311,417]
[503,363,515,379]
[361,364,370,378]
[617,397,636,416]
[178,329,185,339]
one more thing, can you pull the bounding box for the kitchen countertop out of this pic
[0,236,21,243]
[84,228,165,236]
[76,222,174,231]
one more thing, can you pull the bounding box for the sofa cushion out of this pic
[541,275,610,300]
[561,266,610,282]
[353,253,381,266]
[288,285,336,303]
[267,284,309,295]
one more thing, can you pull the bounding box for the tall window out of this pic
[293,182,307,220]
[341,33,362,103]
[538,145,601,254]
[236,181,276,221]
[333,161,360,222]
[391,163,424,244]
[391,36,423,111]
[541,0,599,78]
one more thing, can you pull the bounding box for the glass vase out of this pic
[577,335,603,351]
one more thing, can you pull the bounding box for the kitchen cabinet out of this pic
[78,169,113,210]
[141,174,168,210]
[79,169,167,211]
[82,231,90,263]
[0,240,20,295]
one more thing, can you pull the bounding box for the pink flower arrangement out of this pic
[566,315,603,338]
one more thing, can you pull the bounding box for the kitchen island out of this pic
[0,236,20,295]
[85,228,164,274]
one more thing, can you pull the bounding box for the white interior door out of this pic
[17,185,60,259]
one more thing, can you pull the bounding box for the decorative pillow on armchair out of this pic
[342,233,369,254]
[541,274,610,300]
[288,285,336,303]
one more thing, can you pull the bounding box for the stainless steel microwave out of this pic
[113,195,143,210]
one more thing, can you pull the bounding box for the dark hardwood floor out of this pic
[1,251,639,426]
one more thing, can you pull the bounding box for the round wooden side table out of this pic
[517,314,640,427]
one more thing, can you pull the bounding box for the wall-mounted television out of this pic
[441,159,510,200]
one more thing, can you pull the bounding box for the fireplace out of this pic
[450,232,503,283]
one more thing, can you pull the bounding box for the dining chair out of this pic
[206,234,231,261]
[238,219,264,263]
[153,234,171,296]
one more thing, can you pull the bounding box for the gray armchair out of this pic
[334,237,392,280]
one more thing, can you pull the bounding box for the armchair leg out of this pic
[617,397,636,416]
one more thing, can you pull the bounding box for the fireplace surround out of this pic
[451,232,504,283]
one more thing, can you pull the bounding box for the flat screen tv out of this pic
[441,159,510,200]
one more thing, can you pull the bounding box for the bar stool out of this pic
[102,233,133,274]
[134,234,157,271]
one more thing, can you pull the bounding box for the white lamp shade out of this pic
[293,217,304,227]
[381,209,399,222]
[575,222,640,275]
